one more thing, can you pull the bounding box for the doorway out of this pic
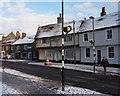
[28,52,32,60]
[55,52,59,61]
[97,50,101,64]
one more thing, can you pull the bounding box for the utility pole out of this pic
[90,16,95,72]
[5,40,7,60]
[73,20,76,64]
[61,0,65,91]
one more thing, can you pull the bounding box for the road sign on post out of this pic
[90,39,95,44]
[61,0,72,91]
[63,26,72,35]
[61,0,65,91]
[90,16,96,73]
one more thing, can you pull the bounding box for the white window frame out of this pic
[83,33,89,42]
[65,35,73,42]
[17,46,20,50]
[24,45,27,50]
[106,29,113,40]
[107,46,115,59]
[11,46,13,50]
[85,48,90,58]
[6,46,8,50]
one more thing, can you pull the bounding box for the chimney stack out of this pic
[57,13,62,24]
[16,31,20,40]
[101,7,106,16]
[84,17,86,21]
[2,35,6,42]
[22,33,26,39]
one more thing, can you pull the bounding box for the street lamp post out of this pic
[61,0,65,91]
[73,20,76,64]
[90,16,96,72]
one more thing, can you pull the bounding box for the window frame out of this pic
[83,33,89,42]
[42,38,47,43]
[107,46,115,59]
[64,35,72,42]
[6,46,9,50]
[24,45,27,50]
[85,48,90,58]
[11,46,13,50]
[106,29,113,40]
[17,46,20,50]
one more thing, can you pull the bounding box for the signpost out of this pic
[61,0,72,91]
[90,16,96,73]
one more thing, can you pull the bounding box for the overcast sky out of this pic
[0,0,119,39]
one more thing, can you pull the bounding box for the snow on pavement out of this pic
[0,67,108,95]
[2,83,22,94]
[57,86,107,95]
[28,62,120,76]
[1,67,52,83]
[2,59,120,75]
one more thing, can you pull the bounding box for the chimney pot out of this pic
[60,13,61,17]
[57,13,62,24]
[101,7,106,16]
[84,17,86,21]
[22,33,26,39]
[16,31,20,40]
[102,7,105,12]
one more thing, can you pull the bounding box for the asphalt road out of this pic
[2,72,57,94]
[2,61,120,95]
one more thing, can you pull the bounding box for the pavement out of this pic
[1,59,120,76]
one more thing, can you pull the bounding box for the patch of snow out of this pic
[12,37,34,45]
[0,67,109,95]
[36,20,82,38]
[2,68,52,83]
[80,11,119,32]
[57,86,105,95]
[2,83,22,94]
[28,62,120,76]
[2,59,33,63]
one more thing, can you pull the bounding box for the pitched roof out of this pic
[35,11,119,39]
[80,11,120,32]
[35,20,82,39]
[12,37,34,45]
[2,37,16,43]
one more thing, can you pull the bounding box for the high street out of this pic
[1,60,120,95]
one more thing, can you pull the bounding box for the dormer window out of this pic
[106,29,112,40]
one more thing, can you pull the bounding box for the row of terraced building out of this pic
[1,7,120,65]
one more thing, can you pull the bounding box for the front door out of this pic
[28,52,32,60]
[97,50,101,64]
[55,52,59,61]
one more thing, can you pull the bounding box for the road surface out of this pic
[2,61,120,95]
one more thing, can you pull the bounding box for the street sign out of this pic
[63,26,72,34]
[90,39,95,44]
